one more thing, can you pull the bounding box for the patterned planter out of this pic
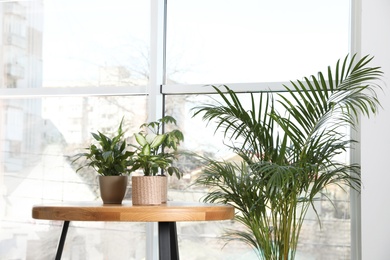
[132,176,166,205]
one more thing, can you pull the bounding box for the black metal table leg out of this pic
[158,222,179,260]
[55,221,70,260]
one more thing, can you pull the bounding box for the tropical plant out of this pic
[72,118,134,176]
[129,115,184,179]
[192,54,383,259]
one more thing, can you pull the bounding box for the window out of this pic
[42,0,150,88]
[164,0,352,259]
[0,0,353,259]
[166,0,350,84]
[0,1,150,259]
[1,96,148,259]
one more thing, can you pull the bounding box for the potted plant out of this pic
[129,115,184,205]
[72,118,134,204]
[192,54,383,259]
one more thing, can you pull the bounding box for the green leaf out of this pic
[142,143,151,156]
[150,134,166,149]
[135,133,147,146]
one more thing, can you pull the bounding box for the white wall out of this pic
[361,0,390,259]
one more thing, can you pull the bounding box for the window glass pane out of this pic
[1,0,150,89]
[166,93,351,259]
[166,0,350,84]
[0,95,147,259]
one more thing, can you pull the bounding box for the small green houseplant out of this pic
[192,54,383,259]
[129,115,184,179]
[129,115,184,205]
[72,119,134,204]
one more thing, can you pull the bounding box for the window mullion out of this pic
[146,1,167,260]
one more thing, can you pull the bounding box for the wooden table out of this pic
[32,201,234,260]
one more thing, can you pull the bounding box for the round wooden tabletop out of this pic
[32,201,235,222]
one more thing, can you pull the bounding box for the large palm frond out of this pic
[276,54,382,166]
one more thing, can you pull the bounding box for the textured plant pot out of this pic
[159,175,168,203]
[132,176,162,205]
[99,175,128,204]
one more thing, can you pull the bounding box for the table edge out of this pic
[32,201,235,222]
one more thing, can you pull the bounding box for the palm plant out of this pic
[192,54,383,259]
